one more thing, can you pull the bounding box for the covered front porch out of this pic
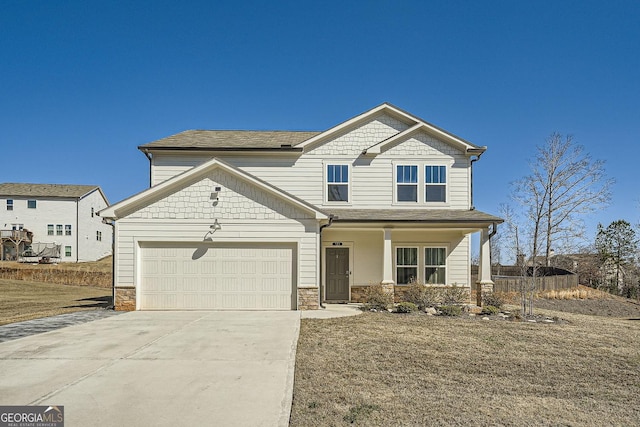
[320,209,502,306]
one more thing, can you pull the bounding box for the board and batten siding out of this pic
[148,113,471,210]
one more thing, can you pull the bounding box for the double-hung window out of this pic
[27,200,36,209]
[65,225,72,236]
[396,247,418,284]
[327,164,349,202]
[47,224,54,236]
[65,246,72,257]
[56,224,63,236]
[425,247,446,284]
[97,231,102,241]
[425,166,446,202]
[6,200,13,211]
[396,165,418,202]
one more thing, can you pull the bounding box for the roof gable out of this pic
[99,158,327,220]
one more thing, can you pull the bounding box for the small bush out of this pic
[395,302,418,313]
[439,305,462,316]
[402,280,442,308]
[362,283,394,311]
[482,292,504,309]
[481,305,500,315]
[441,284,468,305]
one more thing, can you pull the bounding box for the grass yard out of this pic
[290,307,640,426]
[0,278,111,325]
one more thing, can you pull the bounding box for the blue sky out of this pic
[1,0,638,249]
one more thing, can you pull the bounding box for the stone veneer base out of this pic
[115,287,136,311]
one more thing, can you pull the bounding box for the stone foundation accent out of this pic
[298,287,319,310]
[476,282,494,306]
[350,286,368,303]
[115,287,136,311]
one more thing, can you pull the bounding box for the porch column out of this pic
[476,227,494,306]
[381,228,394,285]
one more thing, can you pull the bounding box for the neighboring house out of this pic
[0,183,113,262]
[99,103,502,311]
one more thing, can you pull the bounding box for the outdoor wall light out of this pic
[210,219,222,231]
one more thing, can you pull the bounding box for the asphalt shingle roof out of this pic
[0,183,99,199]
[139,130,321,150]
[326,209,503,223]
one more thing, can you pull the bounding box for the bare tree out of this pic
[515,134,612,266]
[507,134,612,315]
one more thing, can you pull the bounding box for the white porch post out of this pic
[382,228,394,285]
[476,227,494,306]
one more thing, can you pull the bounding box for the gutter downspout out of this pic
[469,150,484,210]
[318,215,335,309]
[102,217,116,310]
[76,198,79,262]
[141,149,152,187]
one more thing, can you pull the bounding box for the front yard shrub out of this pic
[395,302,418,313]
[481,305,500,315]
[362,283,394,311]
[441,284,468,305]
[482,291,504,309]
[402,280,441,308]
[439,305,462,316]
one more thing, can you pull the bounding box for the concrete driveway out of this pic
[0,311,301,426]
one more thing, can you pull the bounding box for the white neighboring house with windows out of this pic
[0,183,112,262]
[100,103,502,311]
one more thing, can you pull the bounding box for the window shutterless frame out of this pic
[396,165,418,202]
[395,247,419,284]
[325,163,350,203]
[425,165,447,202]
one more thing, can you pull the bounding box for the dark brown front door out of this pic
[326,247,350,300]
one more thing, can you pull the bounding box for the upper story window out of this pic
[396,165,418,202]
[56,224,63,236]
[326,164,349,202]
[47,224,54,235]
[425,165,446,202]
[65,225,72,236]
[91,207,94,217]
[6,199,13,211]
[97,231,102,241]
[27,200,37,209]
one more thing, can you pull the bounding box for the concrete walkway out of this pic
[301,303,363,319]
[0,311,301,427]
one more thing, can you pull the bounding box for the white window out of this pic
[56,224,63,236]
[65,246,72,257]
[47,224,54,236]
[396,247,418,285]
[27,200,36,209]
[65,225,72,236]
[396,165,418,202]
[425,165,446,202]
[326,164,349,202]
[96,231,102,241]
[425,247,446,284]
[395,246,448,285]
[6,199,13,211]
[12,224,24,231]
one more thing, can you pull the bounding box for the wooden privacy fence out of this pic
[491,274,579,293]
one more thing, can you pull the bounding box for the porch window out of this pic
[327,164,349,202]
[425,165,446,202]
[6,200,13,211]
[65,246,72,257]
[396,165,418,202]
[65,225,72,236]
[47,224,54,236]
[56,224,63,236]
[396,247,418,284]
[425,247,446,284]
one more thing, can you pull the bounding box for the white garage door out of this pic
[140,244,294,310]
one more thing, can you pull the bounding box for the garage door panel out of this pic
[140,245,294,310]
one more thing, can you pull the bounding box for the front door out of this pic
[326,247,350,301]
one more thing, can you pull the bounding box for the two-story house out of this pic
[99,103,502,311]
[0,183,113,262]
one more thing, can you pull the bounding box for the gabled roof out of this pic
[138,130,320,152]
[136,103,486,156]
[99,158,328,220]
[0,183,105,200]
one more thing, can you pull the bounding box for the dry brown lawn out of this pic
[291,307,640,426]
[0,278,111,325]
